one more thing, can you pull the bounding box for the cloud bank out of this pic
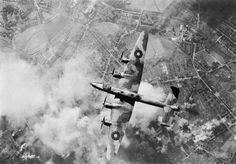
[129,81,167,131]
[0,53,47,125]
[0,48,107,164]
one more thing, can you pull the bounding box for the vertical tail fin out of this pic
[170,86,180,99]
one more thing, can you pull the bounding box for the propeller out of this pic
[120,51,124,61]
[119,51,130,64]
[101,117,106,129]
[103,96,107,106]
[100,116,112,129]
[111,68,115,75]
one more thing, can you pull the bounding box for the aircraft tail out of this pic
[169,86,181,112]
[170,86,180,99]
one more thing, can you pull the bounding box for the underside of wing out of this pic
[160,106,172,127]
[106,106,132,160]
[105,31,149,159]
[160,90,179,126]
[119,31,149,93]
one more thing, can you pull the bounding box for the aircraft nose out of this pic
[90,82,103,90]
[90,82,98,88]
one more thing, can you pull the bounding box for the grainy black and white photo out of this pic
[0,0,236,164]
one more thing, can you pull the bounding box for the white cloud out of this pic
[0,54,47,126]
[52,53,95,105]
[129,81,166,130]
[0,47,105,163]
[45,159,54,164]
[192,119,222,143]
[33,107,81,155]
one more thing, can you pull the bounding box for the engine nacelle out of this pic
[104,102,123,109]
[111,68,124,79]
[120,52,130,63]
[101,117,112,129]
[112,68,132,79]
[120,58,130,64]
[113,73,124,79]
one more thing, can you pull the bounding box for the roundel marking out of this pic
[134,49,143,58]
[111,131,120,141]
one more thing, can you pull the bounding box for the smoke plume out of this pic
[0,53,47,126]
[129,82,167,131]
[0,47,107,164]
[190,0,236,27]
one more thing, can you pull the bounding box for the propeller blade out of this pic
[103,96,107,105]
[111,68,115,75]
[120,51,124,60]
[101,117,105,129]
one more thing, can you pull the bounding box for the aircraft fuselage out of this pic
[90,82,177,110]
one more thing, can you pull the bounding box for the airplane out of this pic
[90,31,181,159]
[91,83,180,112]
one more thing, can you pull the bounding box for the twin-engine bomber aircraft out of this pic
[90,31,180,160]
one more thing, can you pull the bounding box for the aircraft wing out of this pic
[106,31,149,159]
[160,87,180,126]
[106,105,131,160]
[119,31,149,93]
